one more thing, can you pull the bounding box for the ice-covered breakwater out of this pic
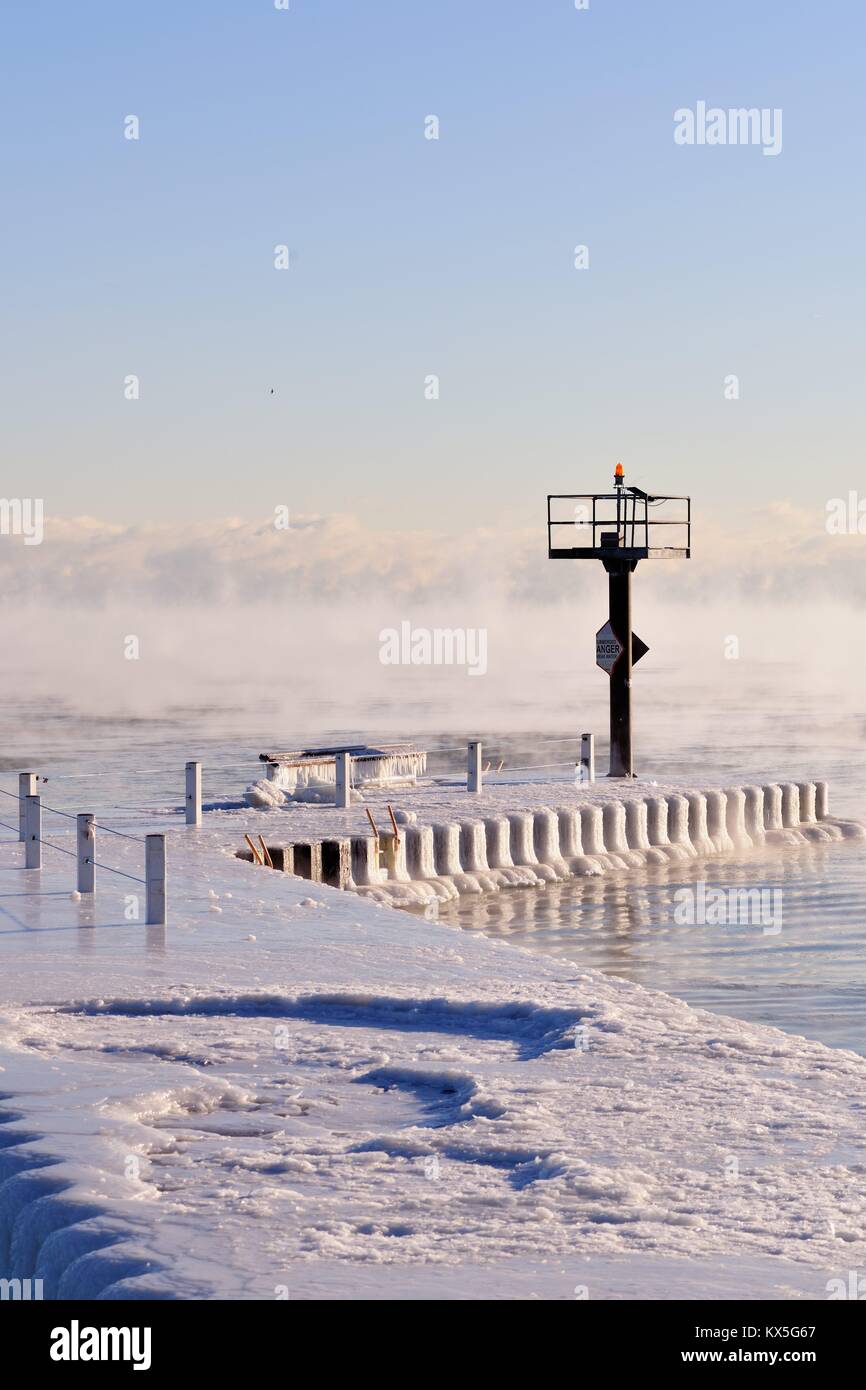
[240,780,866,910]
[251,744,426,805]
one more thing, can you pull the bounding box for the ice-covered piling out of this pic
[462,821,506,891]
[665,794,698,858]
[624,800,668,865]
[533,809,571,879]
[602,802,645,867]
[245,780,865,906]
[555,807,603,876]
[484,816,539,887]
[705,790,734,854]
[723,787,752,850]
[509,812,558,882]
[579,804,607,858]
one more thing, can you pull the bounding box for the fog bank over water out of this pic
[2,506,866,606]
[4,511,864,805]
[3,595,863,770]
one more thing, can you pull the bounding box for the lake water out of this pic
[440,838,866,1057]
[2,673,865,1058]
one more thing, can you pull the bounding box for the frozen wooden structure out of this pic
[258,744,427,796]
[235,779,866,908]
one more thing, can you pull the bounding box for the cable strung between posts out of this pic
[2,806,148,885]
[41,803,83,822]
[2,785,148,842]
[40,829,148,884]
[41,803,146,840]
[1,788,77,823]
[483,761,577,774]
[89,858,146,885]
[42,765,261,781]
[35,836,79,862]
[94,822,146,843]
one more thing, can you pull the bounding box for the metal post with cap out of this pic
[606,464,634,776]
[547,465,690,778]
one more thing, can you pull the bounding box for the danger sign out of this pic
[595,622,649,674]
[595,621,622,673]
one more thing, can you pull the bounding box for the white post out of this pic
[335,751,351,808]
[18,772,36,841]
[185,760,202,827]
[145,833,167,925]
[579,733,595,784]
[467,740,482,794]
[24,794,41,869]
[77,814,95,893]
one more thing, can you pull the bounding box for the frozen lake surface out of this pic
[1,694,865,1299]
[4,705,865,1061]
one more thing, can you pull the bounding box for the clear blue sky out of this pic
[1,0,863,530]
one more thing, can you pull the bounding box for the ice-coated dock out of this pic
[238,776,866,911]
[2,764,866,1299]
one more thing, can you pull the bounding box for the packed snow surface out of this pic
[1,789,865,1300]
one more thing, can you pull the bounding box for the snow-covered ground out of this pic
[1,799,865,1300]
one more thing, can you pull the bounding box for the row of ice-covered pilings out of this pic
[344,781,866,908]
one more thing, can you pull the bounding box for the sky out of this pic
[2,0,865,537]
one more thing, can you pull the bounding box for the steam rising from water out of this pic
[1,594,863,814]
[1,508,863,805]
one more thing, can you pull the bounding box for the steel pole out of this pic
[606,562,634,777]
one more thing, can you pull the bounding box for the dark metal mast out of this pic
[547,465,691,779]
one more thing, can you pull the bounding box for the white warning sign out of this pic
[595,621,623,674]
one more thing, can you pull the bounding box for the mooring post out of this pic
[579,733,595,784]
[24,794,41,869]
[606,564,634,777]
[335,751,351,808]
[145,833,167,925]
[77,813,95,893]
[185,760,202,827]
[18,772,36,841]
[467,740,482,793]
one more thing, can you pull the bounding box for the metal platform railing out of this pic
[547,491,690,559]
